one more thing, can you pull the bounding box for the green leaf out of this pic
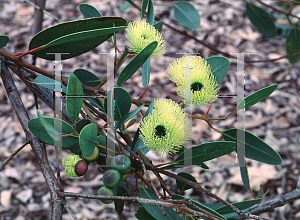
[79,4,112,43]
[205,56,230,85]
[104,87,132,121]
[0,35,9,47]
[114,186,128,215]
[34,75,67,93]
[79,3,102,18]
[115,105,144,129]
[120,1,134,12]
[73,69,101,87]
[136,206,156,220]
[83,90,104,112]
[285,27,300,63]
[142,58,151,87]
[173,2,200,31]
[171,194,226,220]
[222,128,282,165]
[28,116,78,148]
[97,135,120,155]
[37,110,61,141]
[176,147,209,169]
[161,141,236,169]
[116,48,129,73]
[66,74,84,120]
[117,41,158,86]
[69,119,91,155]
[176,172,197,192]
[240,164,251,190]
[246,2,276,38]
[200,162,209,169]
[29,17,127,60]
[44,26,125,48]
[132,99,155,153]
[125,118,136,129]
[215,198,262,218]
[146,0,154,25]
[236,84,278,110]
[79,123,98,157]
[140,185,182,220]
[153,21,163,32]
[141,0,150,20]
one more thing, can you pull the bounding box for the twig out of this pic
[146,165,269,220]
[1,58,64,220]
[122,145,166,215]
[20,0,60,22]
[61,192,224,220]
[126,0,300,64]
[257,0,300,20]
[249,177,300,215]
[0,47,74,125]
[125,0,237,60]
[63,204,77,220]
[0,140,30,171]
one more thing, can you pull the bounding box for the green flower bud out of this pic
[102,169,122,188]
[111,155,131,174]
[96,186,114,204]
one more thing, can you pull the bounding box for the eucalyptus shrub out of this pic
[1,0,300,219]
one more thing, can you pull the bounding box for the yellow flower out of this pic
[167,56,219,107]
[139,99,191,157]
[125,21,165,59]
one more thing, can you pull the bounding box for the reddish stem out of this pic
[155,161,174,168]
[61,132,75,137]
[127,53,137,57]
[138,86,148,100]
[205,120,221,133]
[16,46,44,58]
[17,65,34,84]
[204,102,213,117]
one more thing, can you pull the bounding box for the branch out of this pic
[20,0,60,22]
[0,141,30,171]
[249,176,300,215]
[257,0,300,20]
[0,59,64,220]
[61,192,224,220]
[146,165,268,220]
[0,47,74,125]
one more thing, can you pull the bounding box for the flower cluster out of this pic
[139,99,191,156]
[167,56,219,107]
[124,21,165,59]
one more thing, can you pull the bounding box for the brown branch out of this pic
[121,145,166,215]
[61,192,224,220]
[249,176,300,215]
[20,0,60,22]
[146,165,269,220]
[126,0,300,65]
[257,0,300,20]
[125,0,237,60]
[0,59,64,220]
[0,47,75,125]
[0,140,30,171]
